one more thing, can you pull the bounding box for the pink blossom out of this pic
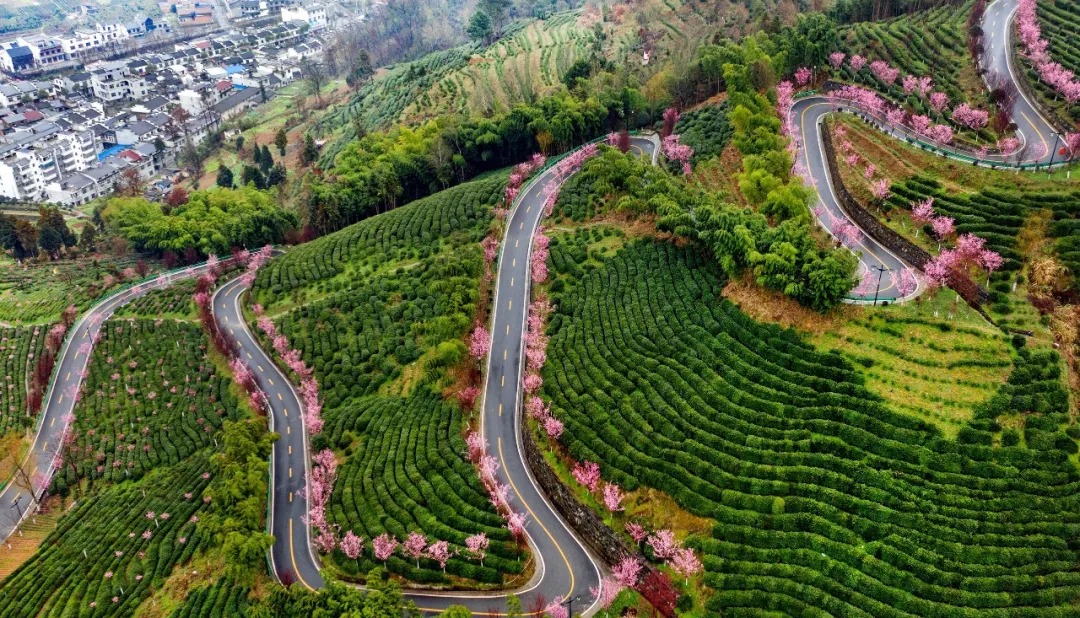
[951,103,989,131]
[373,533,398,561]
[544,599,569,618]
[849,55,866,71]
[465,532,489,565]
[314,528,338,554]
[909,115,932,135]
[523,372,543,394]
[895,268,918,297]
[929,91,949,113]
[931,216,955,240]
[468,325,491,359]
[794,66,812,86]
[403,532,427,566]
[612,555,642,588]
[870,178,891,201]
[507,511,528,538]
[870,60,899,85]
[956,233,987,260]
[927,124,954,144]
[647,529,680,560]
[829,52,846,70]
[571,461,601,492]
[911,198,935,223]
[543,415,564,440]
[979,249,1005,276]
[863,164,876,180]
[625,521,648,543]
[852,269,877,297]
[425,540,452,571]
[886,107,905,126]
[902,74,918,95]
[590,577,624,609]
[671,547,703,582]
[465,431,487,462]
[340,530,363,560]
[602,483,624,512]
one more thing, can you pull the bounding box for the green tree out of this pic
[38,224,62,258]
[362,569,406,618]
[78,224,97,253]
[0,214,15,253]
[241,165,265,190]
[259,145,274,174]
[439,606,472,618]
[13,220,38,259]
[216,166,235,188]
[466,10,493,43]
[346,49,374,89]
[274,128,287,156]
[266,164,286,188]
[202,419,278,584]
[302,134,319,166]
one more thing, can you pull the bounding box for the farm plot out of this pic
[113,279,198,320]
[541,238,1080,615]
[811,313,1011,434]
[0,455,212,617]
[0,257,159,325]
[0,326,46,433]
[838,3,988,124]
[53,319,244,491]
[886,176,1080,288]
[1035,0,1080,120]
[674,103,732,164]
[252,176,526,585]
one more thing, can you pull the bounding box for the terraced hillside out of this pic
[251,176,527,586]
[0,326,46,434]
[1036,0,1080,120]
[541,239,1080,615]
[886,177,1080,288]
[838,3,984,109]
[0,317,250,616]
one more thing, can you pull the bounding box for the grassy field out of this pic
[811,306,1012,435]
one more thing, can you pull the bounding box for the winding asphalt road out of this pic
[0,262,217,542]
[213,136,660,615]
[790,0,1064,301]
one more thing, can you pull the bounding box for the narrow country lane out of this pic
[214,136,660,615]
[984,0,1063,164]
[791,0,1063,301]
[0,262,219,542]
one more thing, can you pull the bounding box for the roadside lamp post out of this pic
[871,264,891,306]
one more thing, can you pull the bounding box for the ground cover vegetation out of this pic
[0,325,46,434]
[250,176,528,587]
[539,236,1080,615]
[836,2,987,112]
[0,255,157,325]
[672,103,733,164]
[1027,0,1080,122]
[0,306,279,615]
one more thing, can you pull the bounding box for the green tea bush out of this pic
[541,239,1080,615]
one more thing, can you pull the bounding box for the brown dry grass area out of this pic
[692,143,744,204]
[722,273,856,336]
[0,495,67,580]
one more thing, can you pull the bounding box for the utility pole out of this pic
[871,264,891,306]
[564,594,581,617]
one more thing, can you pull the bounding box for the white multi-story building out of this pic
[281,3,327,30]
[58,23,131,60]
[89,61,149,103]
[0,123,98,201]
